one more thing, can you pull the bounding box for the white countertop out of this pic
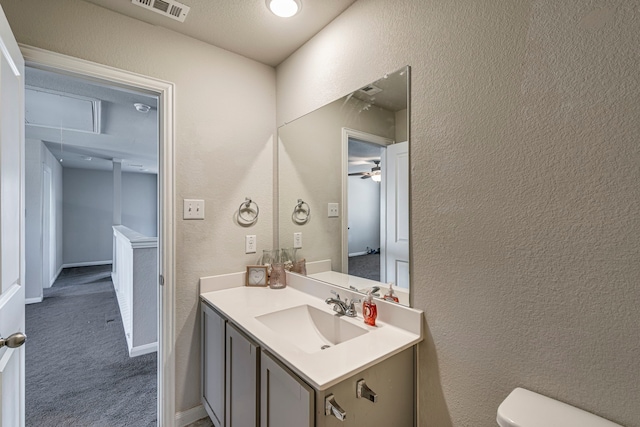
[200,282,422,390]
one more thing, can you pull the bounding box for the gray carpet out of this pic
[348,254,380,281]
[26,265,157,427]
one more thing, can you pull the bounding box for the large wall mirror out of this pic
[278,66,411,306]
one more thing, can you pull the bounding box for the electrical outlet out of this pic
[183,199,205,219]
[328,203,339,218]
[293,232,302,249]
[245,235,256,254]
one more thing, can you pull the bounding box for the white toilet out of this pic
[497,387,622,427]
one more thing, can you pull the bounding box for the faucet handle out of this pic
[325,394,347,421]
[356,379,378,403]
[346,299,361,317]
[330,290,341,300]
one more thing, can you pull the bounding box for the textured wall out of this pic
[277,0,640,426]
[1,0,276,415]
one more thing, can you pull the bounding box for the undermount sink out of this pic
[255,304,368,353]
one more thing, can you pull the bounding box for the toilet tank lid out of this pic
[497,388,622,427]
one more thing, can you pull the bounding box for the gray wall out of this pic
[1,0,276,413]
[122,172,157,238]
[25,140,63,299]
[63,168,114,265]
[277,1,640,426]
[347,172,380,255]
[62,168,158,265]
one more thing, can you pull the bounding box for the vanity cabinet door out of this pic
[202,303,226,427]
[260,350,314,427]
[226,323,259,427]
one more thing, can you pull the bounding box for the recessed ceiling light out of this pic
[266,0,301,18]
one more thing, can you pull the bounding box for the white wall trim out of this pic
[20,44,177,427]
[25,296,43,305]
[348,251,367,257]
[129,342,158,358]
[175,405,208,427]
[62,260,112,269]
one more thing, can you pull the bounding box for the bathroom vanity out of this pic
[200,272,423,426]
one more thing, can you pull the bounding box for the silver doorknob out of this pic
[0,332,26,349]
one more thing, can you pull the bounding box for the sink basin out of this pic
[255,304,368,353]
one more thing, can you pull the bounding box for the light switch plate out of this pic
[328,203,339,218]
[245,235,257,254]
[183,199,205,219]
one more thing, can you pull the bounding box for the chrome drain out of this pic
[320,345,331,350]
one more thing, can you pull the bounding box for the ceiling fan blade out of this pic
[348,172,367,176]
[360,175,371,179]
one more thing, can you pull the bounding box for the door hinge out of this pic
[159,274,165,286]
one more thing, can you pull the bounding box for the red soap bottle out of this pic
[384,282,399,303]
[363,290,377,326]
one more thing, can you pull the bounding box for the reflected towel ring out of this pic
[292,199,310,224]
[238,197,259,224]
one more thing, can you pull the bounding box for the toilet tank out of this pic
[497,388,622,427]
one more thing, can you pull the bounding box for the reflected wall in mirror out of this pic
[278,67,411,306]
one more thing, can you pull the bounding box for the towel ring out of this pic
[238,197,259,224]
[292,199,310,224]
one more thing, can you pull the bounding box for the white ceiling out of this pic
[26,67,159,174]
[81,0,358,67]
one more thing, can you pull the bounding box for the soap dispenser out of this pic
[363,290,377,326]
[384,282,399,303]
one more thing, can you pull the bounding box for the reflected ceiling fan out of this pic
[349,160,381,182]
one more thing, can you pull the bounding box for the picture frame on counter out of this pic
[246,265,268,287]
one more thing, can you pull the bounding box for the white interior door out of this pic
[0,5,26,427]
[383,141,409,289]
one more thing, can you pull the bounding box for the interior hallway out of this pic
[25,265,156,427]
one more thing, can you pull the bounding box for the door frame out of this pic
[41,163,54,288]
[20,45,176,426]
[341,128,394,275]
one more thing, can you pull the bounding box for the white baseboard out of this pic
[129,342,158,358]
[62,260,113,268]
[349,251,367,257]
[175,405,209,427]
[25,296,43,305]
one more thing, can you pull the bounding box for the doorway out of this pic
[21,45,175,426]
[342,129,394,283]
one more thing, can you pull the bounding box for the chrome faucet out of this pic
[349,285,381,297]
[325,291,359,317]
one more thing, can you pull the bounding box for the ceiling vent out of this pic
[131,0,190,22]
[359,84,383,97]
